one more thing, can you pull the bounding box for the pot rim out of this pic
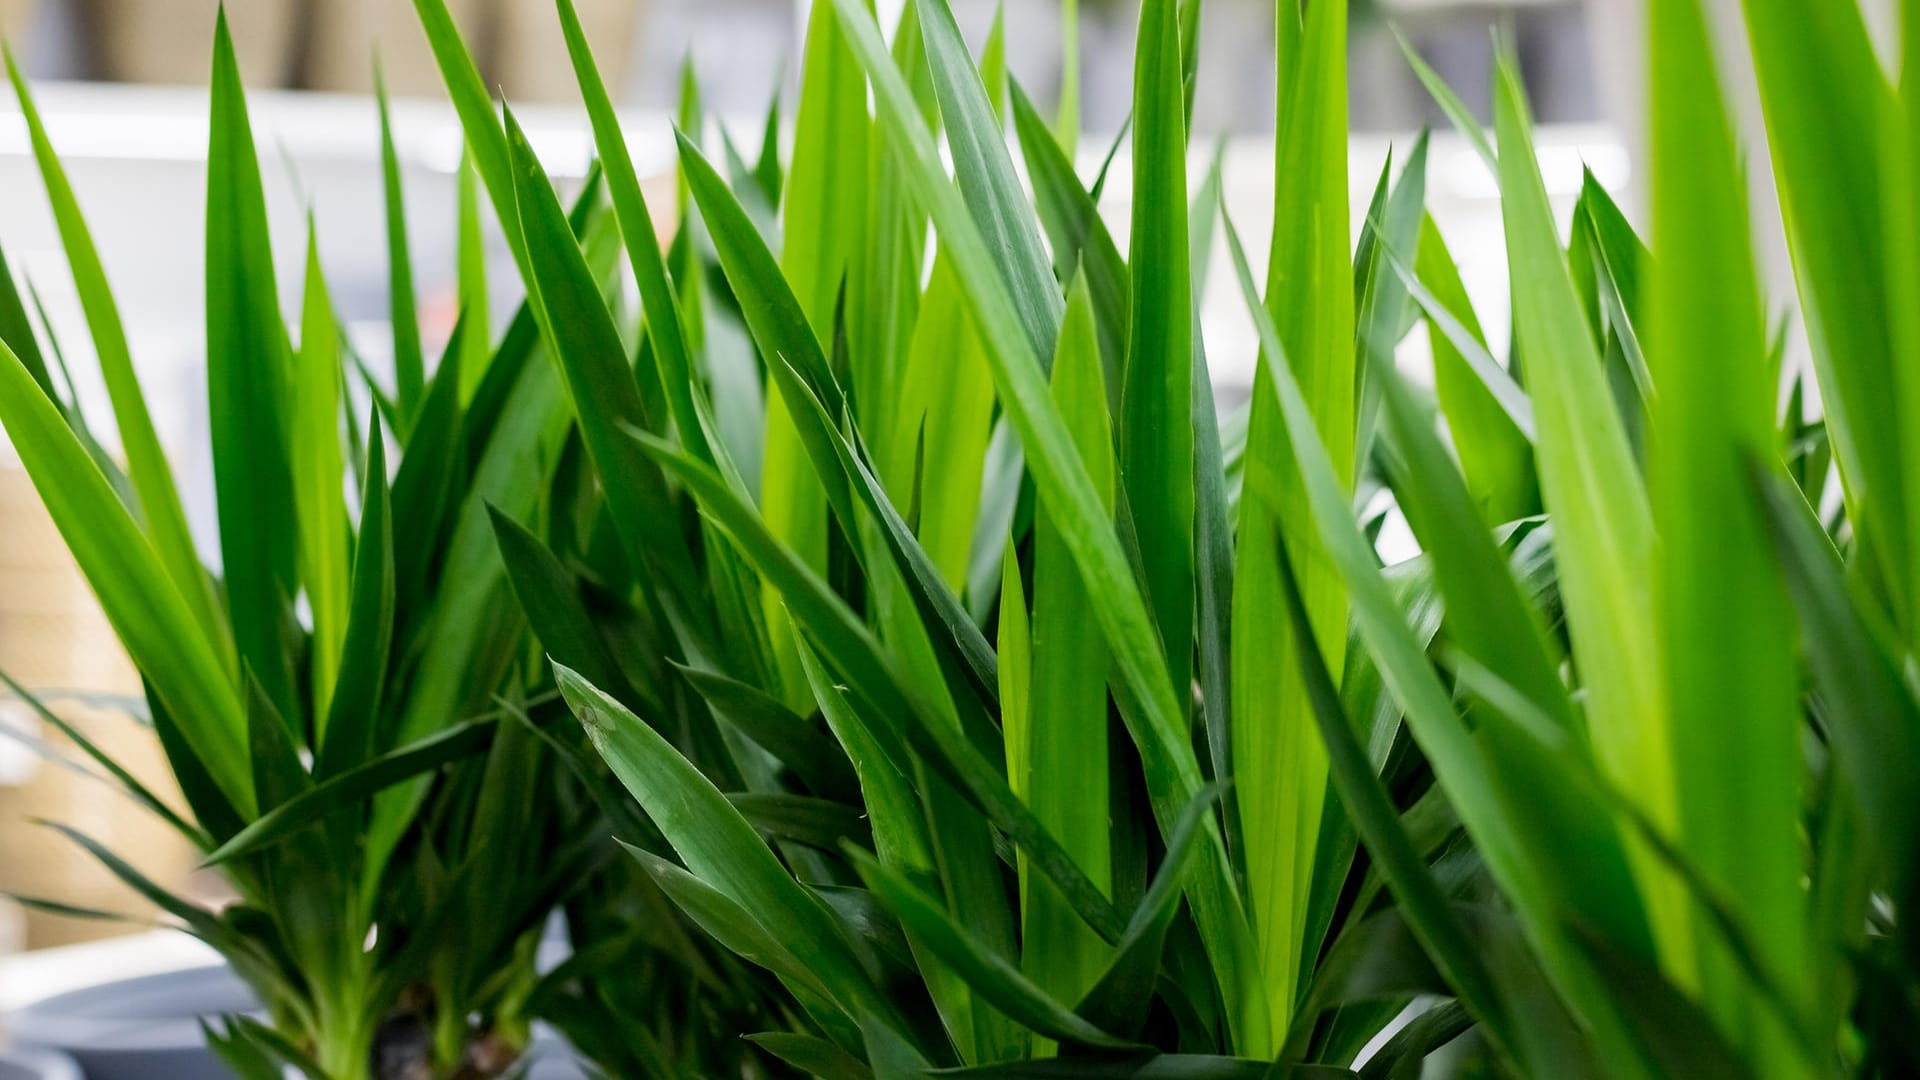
[7,965,261,1053]
[0,1045,84,1080]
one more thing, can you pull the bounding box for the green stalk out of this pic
[1236,0,1351,1032]
[765,0,871,705]
[1650,0,1806,1061]
[1021,277,1115,1051]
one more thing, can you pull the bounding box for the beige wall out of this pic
[0,467,200,952]
[76,0,647,102]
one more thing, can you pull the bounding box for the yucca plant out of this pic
[418,0,1918,1074]
[398,0,1580,1073]
[4,0,1912,1073]
[0,13,648,1078]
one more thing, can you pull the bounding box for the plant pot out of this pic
[306,0,489,97]
[11,962,588,1079]
[0,1047,81,1080]
[494,0,643,103]
[7,965,258,1080]
[84,0,300,86]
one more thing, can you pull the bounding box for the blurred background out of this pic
[0,0,1609,129]
[0,0,1625,984]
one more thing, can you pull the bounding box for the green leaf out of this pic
[980,4,1008,119]
[847,0,930,459]
[1189,149,1237,864]
[677,663,861,804]
[4,47,226,653]
[0,240,54,397]
[491,506,644,712]
[1073,784,1221,1040]
[380,183,605,767]
[1285,910,1445,1058]
[553,0,729,480]
[934,1057,1357,1079]
[1567,927,1751,1079]
[1382,239,1535,445]
[1649,0,1805,1043]
[627,844,862,1050]
[1355,1003,1471,1080]
[1351,135,1428,467]
[41,820,271,971]
[1122,0,1196,713]
[915,0,1062,359]
[1373,371,1657,1011]
[1374,383,1572,743]
[1263,504,1517,1069]
[5,892,142,926]
[1395,32,1495,172]
[1491,48,1688,973]
[207,716,498,866]
[850,848,1138,1050]
[1023,276,1116,1017]
[893,256,997,591]
[1236,0,1351,1034]
[1009,80,1128,411]
[794,637,994,1062]
[1412,216,1536,520]
[455,150,491,402]
[207,10,299,724]
[1221,211,1594,1076]
[748,1032,876,1080]
[754,83,785,206]
[831,1,1268,1050]
[502,110,708,641]
[314,417,393,780]
[786,0,871,332]
[764,0,871,703]
[0,341,251,813]
[293,225,351,729]
[1738,0,1908,631]
[387,321,468,625]
[636,433,1126,944]
[1178,0,1201,130]
[376,63,425,426]
[1754,468,1920,907]
[678,133,1000,711]
[729,792,874,854]
[206,1016,329,1080]
[559,666,891,1027]
[410,0,530,280]
[22,277,136,504]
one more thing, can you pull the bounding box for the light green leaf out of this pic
[1023,276,1114,1024]
[1413,216,1536,520]
[455,150,490,402]
[376,64,425,427]
[1236,0,1351,1032]
[0,341,250,812]
[1491,49,1689,975]
[206,10,298,724]
[503,109,709,640]
[293,225,351,729]
[830,0,1268,1050]
[849,849,1138,1051]
[915,0,1061,359]
[4,47,226,656]
[1121,0,1196,715]
[1649,0,1805,1046]
[559,666,889,1027]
